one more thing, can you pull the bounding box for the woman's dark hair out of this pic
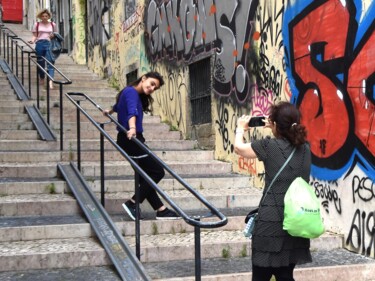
[269,101,307,146]
[115,71,164,113]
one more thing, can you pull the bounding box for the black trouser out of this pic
[117,132,165,210]
[252,264,295,281]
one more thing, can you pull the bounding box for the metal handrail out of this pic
[66,92,228,281]
[66,92,228,228]
[0,24,73,151]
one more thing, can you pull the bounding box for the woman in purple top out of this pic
[105,72,180,220]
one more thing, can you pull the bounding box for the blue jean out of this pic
[35,39,54,79]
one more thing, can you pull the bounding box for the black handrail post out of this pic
[194,217,202,281]
[10,38,14,71]
[3,31,6,59]
[15,40,18,77]
[134,157,141,261]
[76,100,81,171]
[36,63,40,108]
[21,46,25,85]
[100,123,105,207]
[6,33,9,66]
[28,53,32,100]
[46,77,51,124]
[59,83,64,151]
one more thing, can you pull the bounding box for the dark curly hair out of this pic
[116,71,164,113]
[269,101,307,146]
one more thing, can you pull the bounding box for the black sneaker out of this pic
[122,200,143,221]
[156,208,180,220]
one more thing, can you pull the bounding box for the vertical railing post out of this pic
[76,100,81,171]
[46,76,51,124]
[15,41,18,77]
[100,123,105,207]
[133,157,141,260]
[194,217,202,281]
[28,53,32,100]
[21,46,25,85]
[59,83,64,151]
[36,63,40,108]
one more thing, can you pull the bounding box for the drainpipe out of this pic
[85,0,88,64]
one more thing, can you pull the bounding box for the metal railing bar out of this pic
[65,92,228,229]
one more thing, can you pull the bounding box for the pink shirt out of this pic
[32,21,56,41]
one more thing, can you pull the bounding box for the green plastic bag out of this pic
[283,177,325,239]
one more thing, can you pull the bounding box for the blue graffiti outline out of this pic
[283,0,375,181]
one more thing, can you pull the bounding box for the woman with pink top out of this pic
[28,9,56,89]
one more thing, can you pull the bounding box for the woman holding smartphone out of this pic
[234,102,312,281]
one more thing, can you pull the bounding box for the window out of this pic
[189,58,212,125]
[126,70,138,85]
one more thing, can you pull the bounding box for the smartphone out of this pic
[248,116,266,127]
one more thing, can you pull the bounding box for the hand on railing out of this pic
[102,108,113,116]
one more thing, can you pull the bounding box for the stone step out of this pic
[0,237,110,272]
[0,140,58,151]
[53,120,172,131]
[0,228,343,272]
[0,215,245,242]
[0,121,34,130]
[0,105,25,113]
[0,174,249,195]
[0,158,231,178]
[147,249,375,281]
[0,130,39,140]
[0,138,195,151]
[0,94,18,100]
[0,149,212,163]
[0,251,374,281]
[0,186,259,216]
[0,113,30,122]
[124,230,342,263]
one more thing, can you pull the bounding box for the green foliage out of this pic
[151,222,158,235]
[240,245,247,257]
[45,183,56,194]
[222,247,231,259]
[108,76,121,91]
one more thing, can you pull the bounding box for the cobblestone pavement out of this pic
[0,249,373,280]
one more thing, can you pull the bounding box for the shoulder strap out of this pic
[259,147,296,206]
[36,22,40,37]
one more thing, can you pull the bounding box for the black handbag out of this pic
[245,208,259,223]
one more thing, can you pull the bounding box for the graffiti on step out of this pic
[283,0,375,181]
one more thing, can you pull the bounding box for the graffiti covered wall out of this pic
[143,0,375,258]
[81,0,375,258]
[72,0,86,64]
[283,0,375,257]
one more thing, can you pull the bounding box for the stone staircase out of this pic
[1,23,375,281]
